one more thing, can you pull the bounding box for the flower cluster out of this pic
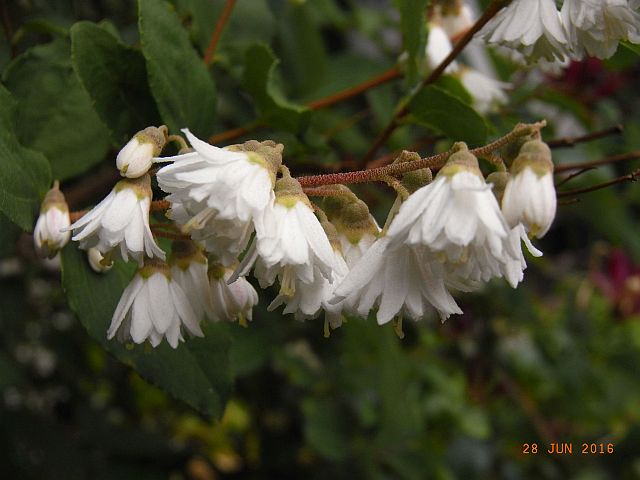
[478,0,640,62]
[34,123,556,348]
[423,0,640,115]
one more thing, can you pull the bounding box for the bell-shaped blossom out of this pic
[170,240,212,321]
[268,216,350,324]
[33,181,71,259]
[107,260,203,348]
[425,23,459,73]
[67,174,164,265]
[249,173,336,291]
[387,144,524,288]
[458,67,510,114]
[116,126,167,178]
[561,0,640,59]
[502,140,557,238]
[207,262,258,324]
[157,131,279,226]
[478,0,568,62]
[334,237,462,323]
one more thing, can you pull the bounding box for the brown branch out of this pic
[203,0,237,66]
[547,124,623,149]
[306,66,401,110]
[554,151,640,173]
[557,168,640,197]
[555,167,596,187]
[359,0,506,165]
[209,125,256,145]
[207,68,401,145]
[297,121,545,187]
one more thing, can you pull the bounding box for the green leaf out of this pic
[0,85,52,231]
[408,85,488,146]
[2,38,111,181]
[243,44,309,131]
[302,398,349,461]
[621,41,640,56]
[70,21,161,144]
[395,0,428,85]
[276,1,327,97]
[139,0,217,138]
[60,244,232,418]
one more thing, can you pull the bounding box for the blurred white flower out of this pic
[561,0,640,59]
[438,3,474,38]
[107,260,203,348]
[425,23,459,73]
[33,182,71,259]
[67,174,164,265]
[458,67,510,114]
[478,0,568,62]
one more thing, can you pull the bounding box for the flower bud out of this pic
[116,126,167,178]
[33,181,71,259]
[439,142,481,178]
[502,139,556,238]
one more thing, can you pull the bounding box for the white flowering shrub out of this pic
[2,0,640,477]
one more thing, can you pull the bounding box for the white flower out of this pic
[157,131,278,229]
[334,236,462,323]
[170,241,212,321]
[67,174,164,265]
[33,182,71,259]
[269,246,349,322]
[502,140,556,238]
[168,199,253,267]
[386,144,523,287]
[253,195,336,289]
[561,0,640,59]
[458,67,510,114]
[116,126,166,178]
[438,3,474,38]
[107,260,203,348]
[338,231,378,269]
[87,247,113,273]
[478,0,568,62]
[425,23,459,73]
[207,263,258,324]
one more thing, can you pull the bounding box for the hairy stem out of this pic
[298,121,545,187]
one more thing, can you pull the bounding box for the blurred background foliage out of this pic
[1,0,640,478]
